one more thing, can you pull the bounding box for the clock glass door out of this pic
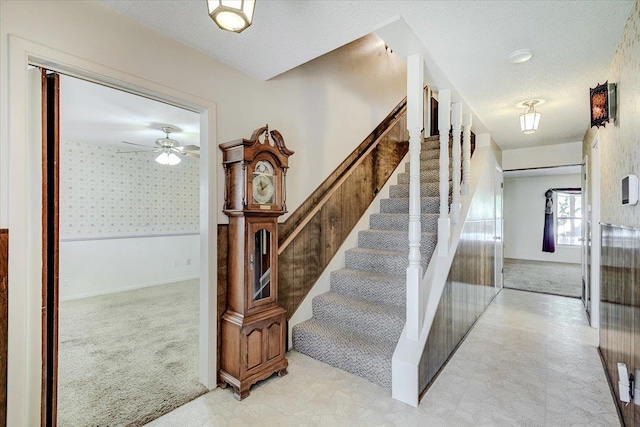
[253,229,271,301]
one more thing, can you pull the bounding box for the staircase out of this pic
[292,135,452,388]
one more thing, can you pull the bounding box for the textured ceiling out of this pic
[60,75,200,150]
[98,0,633,150]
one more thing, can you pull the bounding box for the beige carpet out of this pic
[503,258,582,298]
[57,279,207,427]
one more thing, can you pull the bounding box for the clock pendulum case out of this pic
[218,125,294,400]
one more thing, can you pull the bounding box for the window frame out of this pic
[555,191,582,246]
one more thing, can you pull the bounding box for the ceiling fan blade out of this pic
[176,145,200,152]
[121,140,151,148]
[116,149,154,154]
[180,151,200,159]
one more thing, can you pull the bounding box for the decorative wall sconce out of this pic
[519,100,542,134]
[207,0,255,33]
[590,81,617,128]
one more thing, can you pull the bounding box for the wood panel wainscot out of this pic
[599,223,639,426]
[277,110,409,320]
[0,229,7,426]
[418,219,499,395]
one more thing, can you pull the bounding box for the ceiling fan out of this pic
[118,126,200,165]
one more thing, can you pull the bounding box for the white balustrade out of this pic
[451,103,462,224]
[405,53,424,341]
[462,114,472,195]
[437,90,451,256]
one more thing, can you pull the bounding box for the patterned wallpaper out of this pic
[60,140,199,239]
[598,1,640,227]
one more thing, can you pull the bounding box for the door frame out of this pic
[581,154,590,312]
[6,35,218,425]
[494,165,504,288]
[589,136,601,330]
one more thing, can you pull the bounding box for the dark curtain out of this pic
[542,189,555,253]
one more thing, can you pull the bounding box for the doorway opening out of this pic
[52,74,206,425]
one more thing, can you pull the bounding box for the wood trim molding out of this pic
[0,228,8,427]
[41,70,60,427]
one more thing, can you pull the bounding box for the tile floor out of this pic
[146,289,620,426]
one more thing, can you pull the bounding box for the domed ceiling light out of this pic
[520,100,542,134]
[207,0,256,33]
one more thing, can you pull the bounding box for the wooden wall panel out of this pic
[216,224,229,382]
[599,223,639,426]
[419,220,498,394]
[0,229,7,427]
[277,112,409,320]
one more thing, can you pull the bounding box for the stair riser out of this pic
[330,270,405,307]
[312,297,404,341]
[380,197,440,213]
[404,161,454,173]
[358,230,437,253]
[397,170,454,185]
[370,214,438,232]
[345,250,409,277]
[389,184,451,198]
[292,325,392,388]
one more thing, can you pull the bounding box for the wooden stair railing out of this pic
[276,98,410,320]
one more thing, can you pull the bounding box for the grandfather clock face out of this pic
[253,228,271,301]
[252,160,275,205]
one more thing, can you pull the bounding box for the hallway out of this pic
[147,289,618,426]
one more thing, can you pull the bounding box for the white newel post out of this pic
[437,89,451,256]
[406,53,424,341]
[451,103,461,224]
[462,114,472,195]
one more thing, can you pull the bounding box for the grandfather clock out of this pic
[218,125,293,400]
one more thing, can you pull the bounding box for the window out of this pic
[556,192,582,245]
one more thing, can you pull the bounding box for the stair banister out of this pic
[405,53,424,341]
[437,89,451,256]
[462,114,472,195]
[451,103,462,224]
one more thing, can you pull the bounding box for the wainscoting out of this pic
[0,229,7,426]
[599,223,639,426]
[418,219,498,395]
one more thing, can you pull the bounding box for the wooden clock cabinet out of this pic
[218,125,293,400]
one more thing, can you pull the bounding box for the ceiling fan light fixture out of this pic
[519,100,541,134]
[155,151,182,166]
[207,0,255,33]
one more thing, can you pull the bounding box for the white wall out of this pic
[59,234,199,300]
[502,141,582,170]
[504,174,581,263]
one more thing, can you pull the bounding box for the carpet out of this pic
[57,279,207,427]
[503,258,582,298]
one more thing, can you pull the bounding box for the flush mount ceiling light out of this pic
[207,0,255,33]
[519,100,542,134]
[509,49,533,64]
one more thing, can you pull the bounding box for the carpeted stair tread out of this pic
[292,318,396,388]
[345,247,411,277]
[397,170,451,184]
[405,159,454,172]
[358,229,437,252]
[389,182,451,198]
[380,197,440,213]
[330,268,405,306]
[369,212,439,232]
[312,292,404,341]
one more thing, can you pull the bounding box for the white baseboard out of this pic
[60,275,199,302]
